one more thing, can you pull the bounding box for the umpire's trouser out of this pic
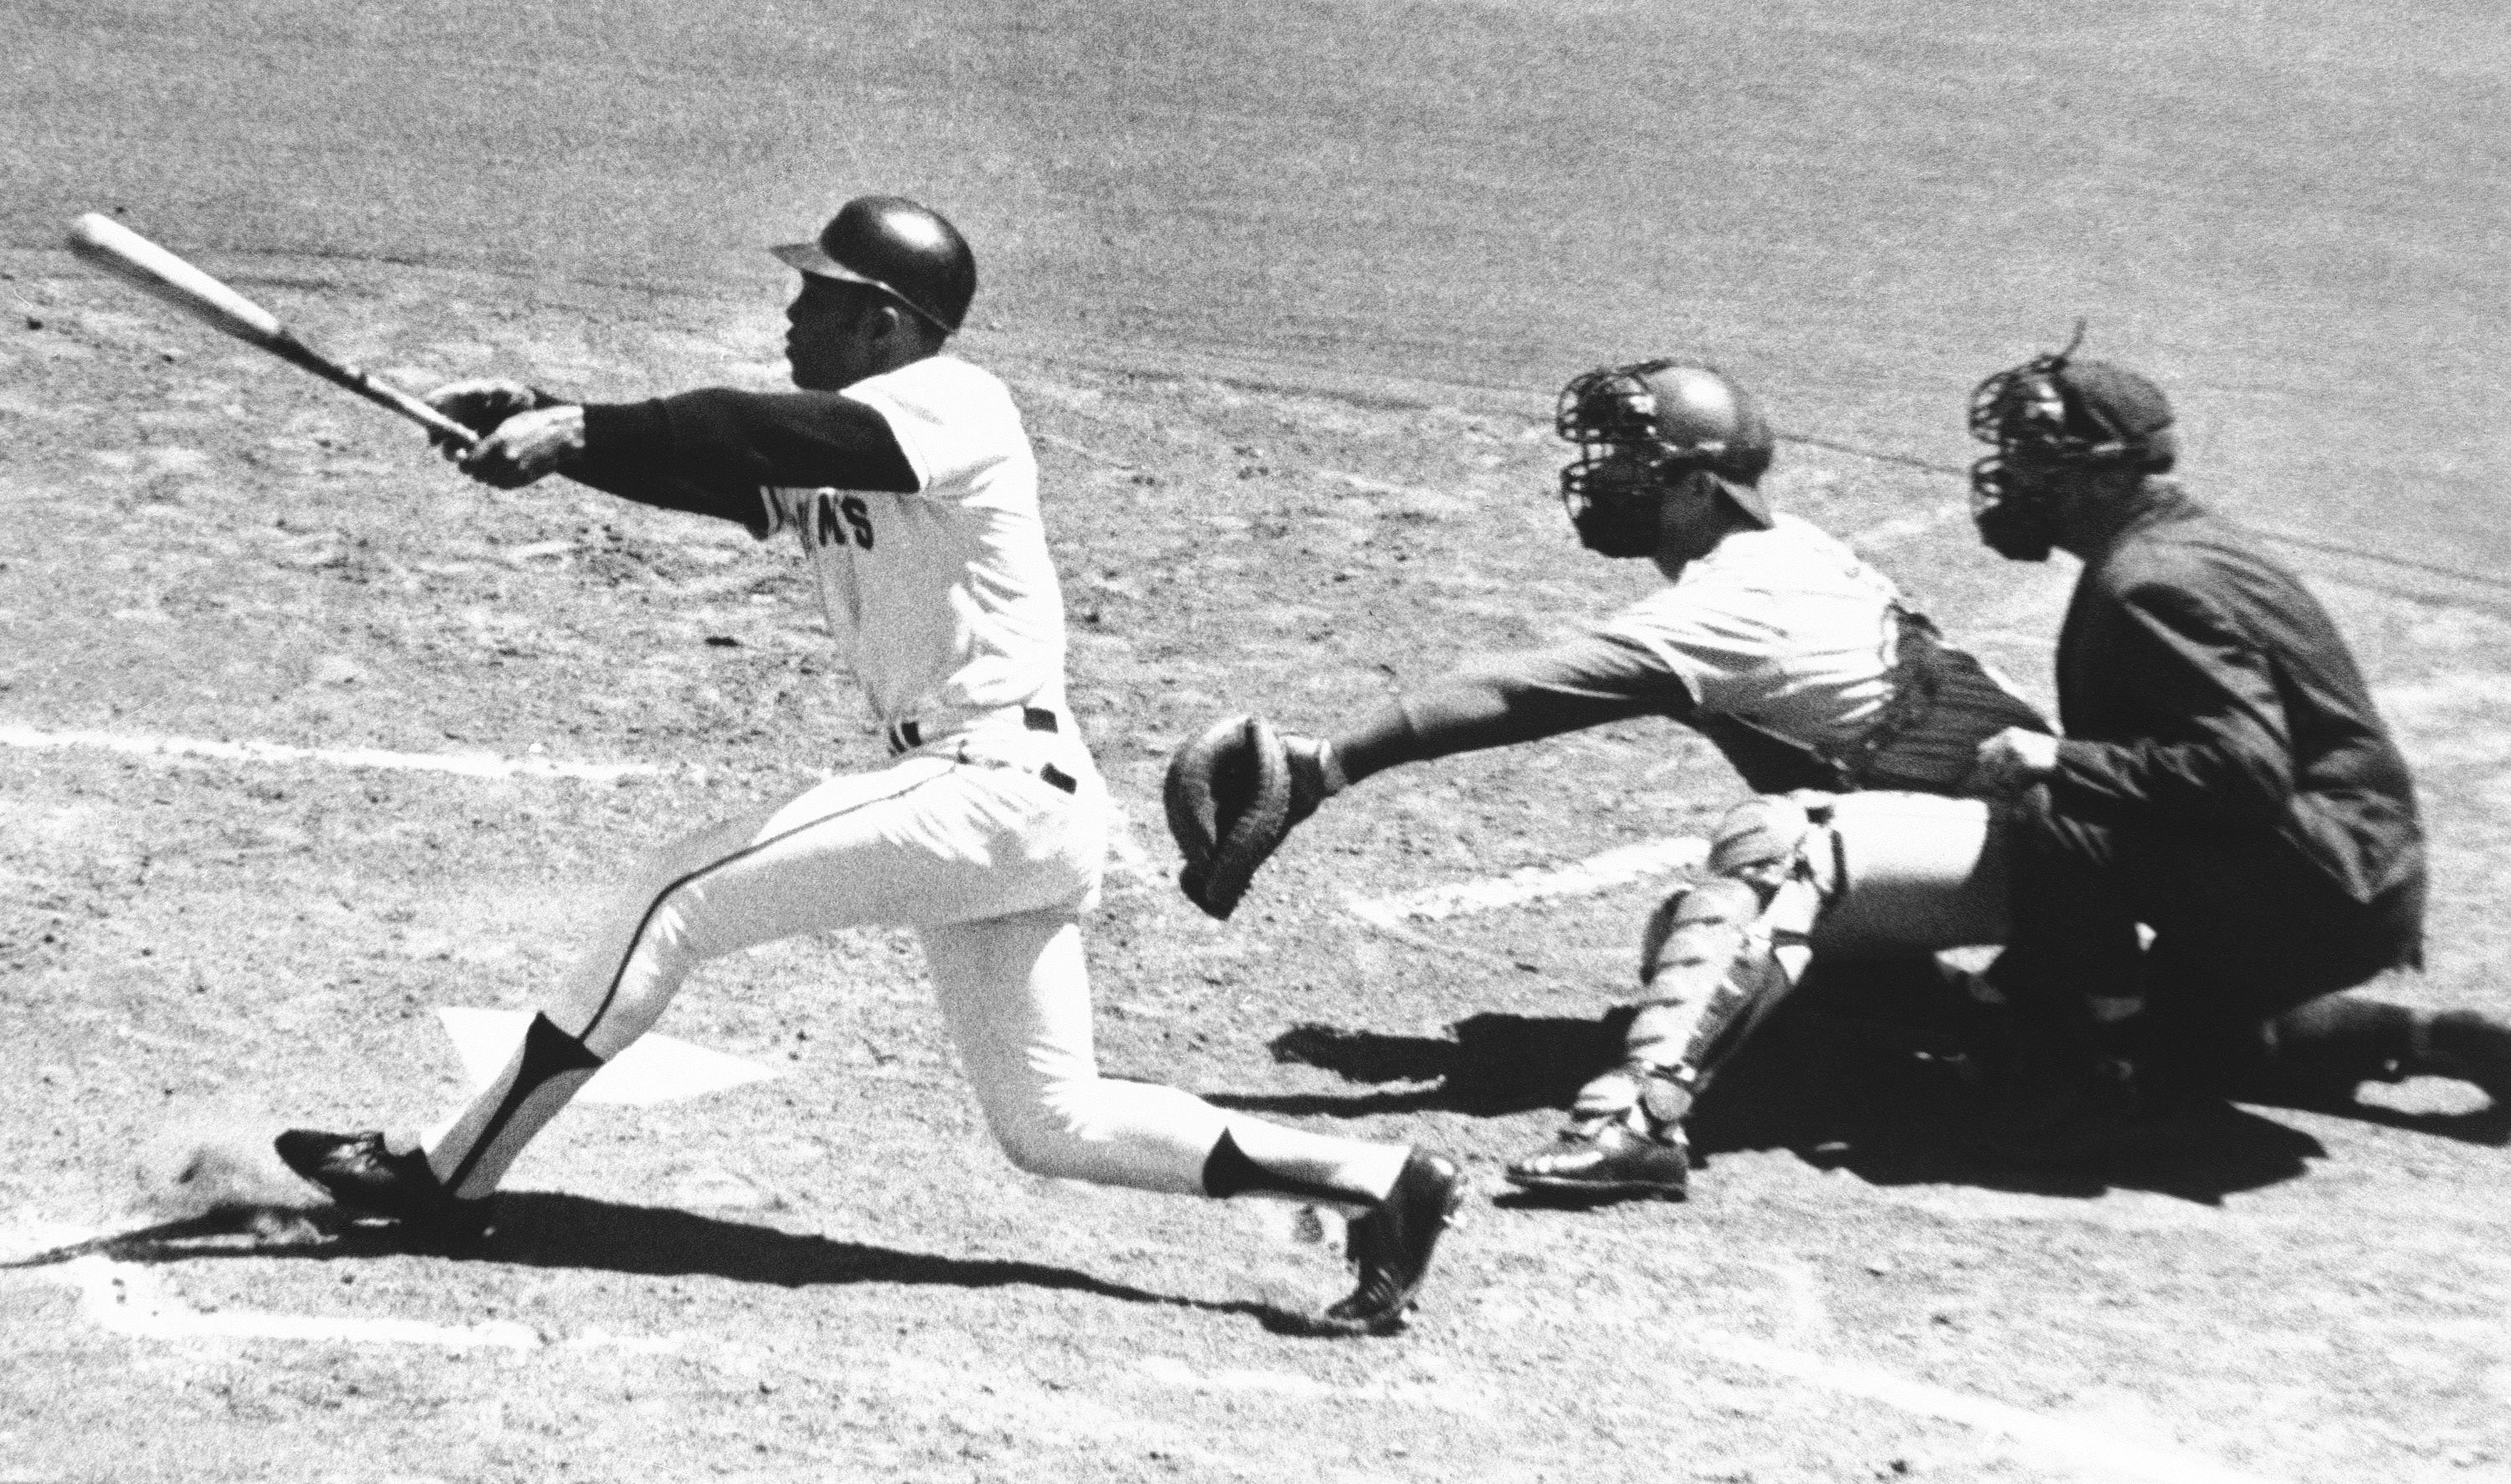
[1991,786,2426,1082]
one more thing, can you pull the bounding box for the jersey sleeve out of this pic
[1331,631,1695,779]
[839,357,1022,499]
[579,388,917,515]
[1594,581,1783,718]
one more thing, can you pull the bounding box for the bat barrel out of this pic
[66,212,476,448]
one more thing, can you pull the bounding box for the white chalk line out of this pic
[3,1226,677,1354]
[1140,1321,2278,1480]
[0,724,1168,882]
[12,1226,2278,1476]
[1705,1331,2288,1484]
[62,1254,543,1350]
[0,724,659,783]
[1135,1354,1495,1416]
[1342,835,1704,925]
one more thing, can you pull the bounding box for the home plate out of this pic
[438,1009,779,1106]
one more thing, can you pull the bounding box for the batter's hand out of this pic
[457,404,587,489]
[1965,726,2061,798]
[424,378,542,438]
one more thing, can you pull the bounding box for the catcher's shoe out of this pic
[1312,1150,1464,1338]
[1504,1118,1690,1201]
[274,1130,492,1242]
[2424,1011,2511,1103]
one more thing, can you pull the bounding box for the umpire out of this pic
[1963,337,2508,1153]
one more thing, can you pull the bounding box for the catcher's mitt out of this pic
[1164,714,1299,920]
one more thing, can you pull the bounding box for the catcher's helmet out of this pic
[1966,327,2175,560]
[1555,360,1776,557]
[772,196,977,334]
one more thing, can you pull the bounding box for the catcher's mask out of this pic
[1556,359,1776,560]
[1966,325,2176,561]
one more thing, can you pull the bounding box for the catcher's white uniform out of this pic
[425,355,1402,1208]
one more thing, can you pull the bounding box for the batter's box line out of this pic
[0,723,666,783]
[1343,836,1706,927]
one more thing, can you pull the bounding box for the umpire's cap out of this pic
[773,196,976,334]
[2056,361,2176,471]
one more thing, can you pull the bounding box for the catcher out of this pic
[1167,359,2048,1201]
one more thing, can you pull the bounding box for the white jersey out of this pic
[748,356,1070,738]
[1598,514,1902,755]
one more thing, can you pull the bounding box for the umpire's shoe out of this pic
[274,1130,493,1242]
[1313,1150,1464,1337]
[2425,1011,2511,1103]
[1503,1118,1690,1201]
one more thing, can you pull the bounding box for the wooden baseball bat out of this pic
[65,212,477,447]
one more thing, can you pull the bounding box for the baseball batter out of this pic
[1167,361,2047,1201]
[274,197,1462,1337]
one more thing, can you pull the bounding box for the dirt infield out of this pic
[6,247,2511,1483]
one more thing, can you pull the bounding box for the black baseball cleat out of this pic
[274,1130,493,1242]
[2424,1011,2511,1103]
[1310,1150,1464,1338]
[1504,1120,1690,1202]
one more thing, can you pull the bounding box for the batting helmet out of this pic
[771,196,977,334]
[1555,360,1776,557]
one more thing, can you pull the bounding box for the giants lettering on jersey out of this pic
[812,492,875,550]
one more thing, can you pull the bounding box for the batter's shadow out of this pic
[39,1200,1289,1327]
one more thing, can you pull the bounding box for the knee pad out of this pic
[1706,792,1825,890]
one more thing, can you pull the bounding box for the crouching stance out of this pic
[1601,786,2511,1168]
[274,197,1459,1337]
[1166,359,2045,1200]
[1571,335,2511,1174]
[1523,789,2015,1195]
[1950,335,2511,1155]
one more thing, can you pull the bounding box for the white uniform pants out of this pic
[428,729,1228,1198]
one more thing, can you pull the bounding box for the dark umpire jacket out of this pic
[2042,480,2422,908]
[2011,481,2426,1017]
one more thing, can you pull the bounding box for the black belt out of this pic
[888,707,1074,795]
[889,706,1059,755]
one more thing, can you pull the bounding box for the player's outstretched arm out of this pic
[433,384,915,526]
[583,389,918,494]
[1330,637,1686,786]
[1166,638,1682,919]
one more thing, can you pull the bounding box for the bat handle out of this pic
[264,331,479,447]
